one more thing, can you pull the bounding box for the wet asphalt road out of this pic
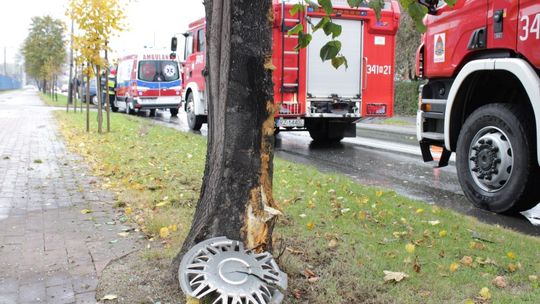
[132,108,540,236]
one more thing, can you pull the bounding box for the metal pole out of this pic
[67,19,74,111]
[3,47,7,76]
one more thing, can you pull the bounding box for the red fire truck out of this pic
[179,0,400,142]
[416,0,540,213]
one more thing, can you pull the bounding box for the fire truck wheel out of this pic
[456,103,539,213]
[186,93,203,131]
[150,109,157,117]
[170,108,179,117]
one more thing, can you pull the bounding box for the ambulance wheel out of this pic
[456,103,539,213]
[169,108,179,117]
[186,93,203,131]
[150,109,156,117]
[308,121,344,143]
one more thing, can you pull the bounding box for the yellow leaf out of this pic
[439,230,447,237]
[306,221,315,230]
[416,208,424,214]
[375,191,383,198]
[81,209,93,214]
[358,211,367,220]
[125,207,133,215]
[507,263,518,273]
[506,251,516,260]
[529,275,538,282]
[155,201,170,207]
[159,227,170,239]
[479,287,491,300]
[449,262,460,273]
[169,224,178,232]
[405,243,416,254]
[464,299,475,304]
[428,220,440,226]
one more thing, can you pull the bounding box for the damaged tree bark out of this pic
[171,0,279,285]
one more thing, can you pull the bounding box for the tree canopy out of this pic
[22,16,66,88]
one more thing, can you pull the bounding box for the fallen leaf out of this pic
[464,299,474,304]
[33,159,43,164]
[506,251,516,260]
[155,201,169,207]
[405,243,415,254]
[125,207,133,215]
[492,276,507,289]
[470,241,486,250]
[383,271,409,283]
[101,294,118,301]
[460,256,473,267]
[428,220,440,226]
[306,221,315,230]
[413,258,421,273]
[376,191,383,198]
[479,287,491,300]
[307,276,320,283]
[117,232,129,237]
[449,262,460,273]
[439,230,447,237]
[159,227,170,239]
[109,239,118,244]
[80,209,93,214]
[529,275,538,282]
[304,268,317,279]
[416,208,424,214]
[328,238,338,249]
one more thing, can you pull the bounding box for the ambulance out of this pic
[115,50,182,116]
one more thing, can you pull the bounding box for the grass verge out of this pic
[56,111,540,303]
[39,92,85,108]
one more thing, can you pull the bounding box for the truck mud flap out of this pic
[420,140,451,168]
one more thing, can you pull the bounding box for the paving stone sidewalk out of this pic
[0,90,140,304]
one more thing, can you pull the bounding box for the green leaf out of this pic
[320,40,342,61]
[331,56,348,69]
[318,0,333,15]
[445,0,457,6]
[313,16,330,32]
[288,24,304,36]
[290,4,304,16]
[323,21,342,38]
[368,0,384,19]
[408,2,428,33]
[347,0,363,8]
[297,32,313,50]
[306,0,319,10]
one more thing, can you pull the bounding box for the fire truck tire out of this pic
[170,108,179,117]
[456,103,539,213]
[186,93,203,131]
[307,122,344,143]
[150,109,157,116]
[126,100,135,115]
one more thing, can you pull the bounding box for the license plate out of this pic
[279,118,304,127]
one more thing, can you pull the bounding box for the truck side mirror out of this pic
[418,0,439,15]
[171,37,178,52]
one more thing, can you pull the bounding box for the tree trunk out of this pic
[96,66,103,134]
[86,72,90,132]
[171,0,278,285]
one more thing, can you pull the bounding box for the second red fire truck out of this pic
[416,0,540,213]
[178,0,401,142]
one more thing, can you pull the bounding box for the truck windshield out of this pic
[138,60,180,82]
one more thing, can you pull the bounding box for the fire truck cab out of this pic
[416,0,540,213]
[179,0,400,142]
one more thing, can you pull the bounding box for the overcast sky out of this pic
[0,0,205,63]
